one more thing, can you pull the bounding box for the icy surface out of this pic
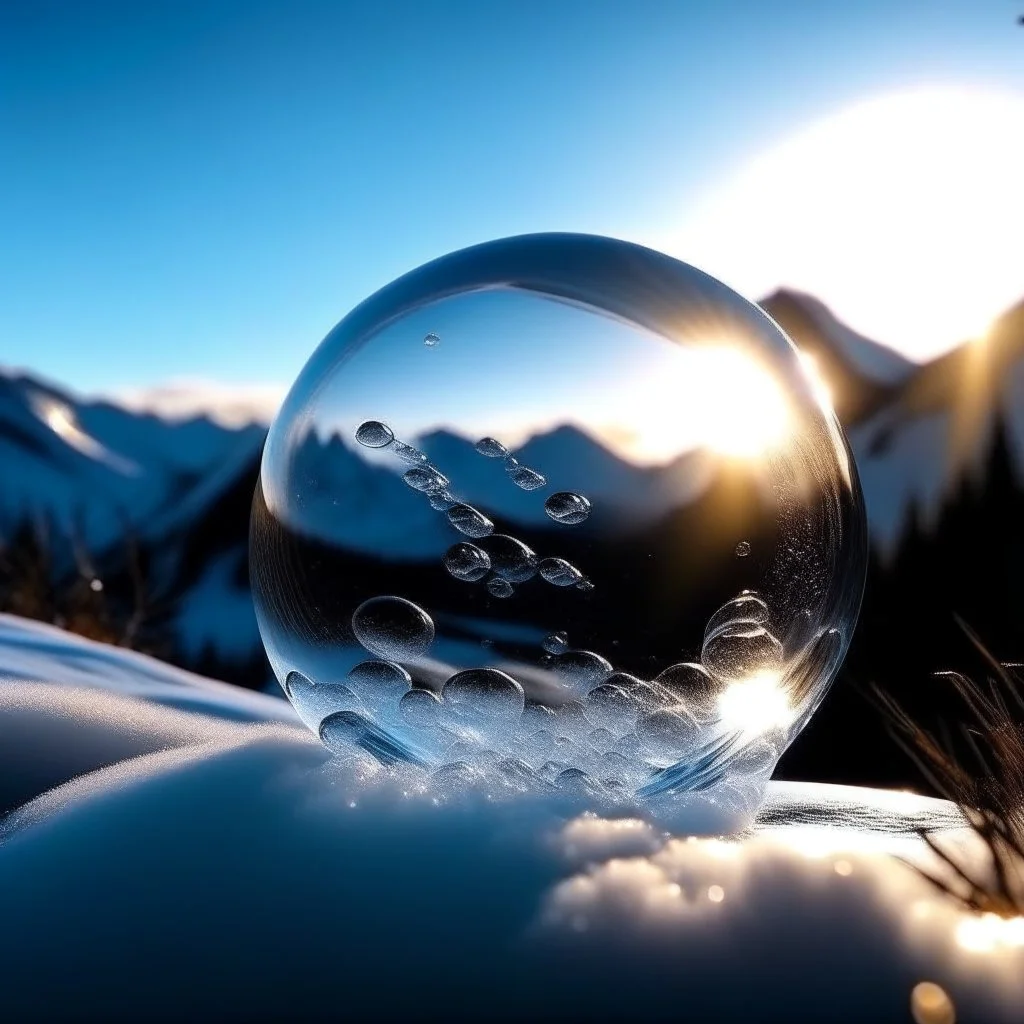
[0,615,1021,1021]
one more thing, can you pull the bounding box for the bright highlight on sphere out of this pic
[716,673,793,740]
[675,87,1024,360]
[250,233,867,816]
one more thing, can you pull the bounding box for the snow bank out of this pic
[0,615,1021,1022]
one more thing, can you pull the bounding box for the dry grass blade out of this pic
[872,626,1024,918]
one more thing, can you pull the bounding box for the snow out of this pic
[768,289,915,385]
[0,615,1022,1021]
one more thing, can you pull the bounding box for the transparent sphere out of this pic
[251,233,867,814]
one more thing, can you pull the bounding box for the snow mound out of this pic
[0,616,1021,1022]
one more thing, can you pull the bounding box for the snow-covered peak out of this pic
[760,289,916,387]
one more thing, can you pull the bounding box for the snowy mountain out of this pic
[3,289,1024,710]
[0,368,265,551]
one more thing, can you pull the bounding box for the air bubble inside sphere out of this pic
[251,233,867,824]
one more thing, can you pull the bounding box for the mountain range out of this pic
[2,289,1023,789]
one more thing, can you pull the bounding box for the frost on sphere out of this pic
[251,233,866,821]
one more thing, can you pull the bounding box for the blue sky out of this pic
[2,1,1022,401]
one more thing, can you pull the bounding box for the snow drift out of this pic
[0,614,1021,1022]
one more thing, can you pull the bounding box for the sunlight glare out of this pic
[671,87,1024,360]
[716,671,793,738]
[622,346,792,462]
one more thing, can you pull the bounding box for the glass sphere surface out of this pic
[251,233,867,810]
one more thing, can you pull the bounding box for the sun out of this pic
[668,87,1024,362]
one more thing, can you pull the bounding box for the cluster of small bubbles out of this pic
[542,631,569,655]
[544,491,591,526]
[423,332,440,347]
[351,596,435,661]
[486,577,514,599]
[443,542,491,582]
[447,503,494,538]
[474,436,508,458]
[354,420,395,448]
[538,557,583,587]
[735,540,751,558]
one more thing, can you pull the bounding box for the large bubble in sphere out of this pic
[251,233,867,822]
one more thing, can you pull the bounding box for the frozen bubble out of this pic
[544,491,591,526]
[443,542,492,582]
[555,649,613,692]
[735,540,751,558]
[351,596,435,661]
[442,667,525,724]
[538,557,583,587]
[403,466,449,493]
[252,235,867,778]
[475,437,508,458]
[486,577,514,599]
[509,466,547,491]
[423,332,440,347]
[654,662,720,718]
[398,687,444,729]
[542,631,569,655]
[483,535,538,582]
[588,727,615,750]
[584,683,639,730]
[636,707,701,766]
[704,593,770,642]
[392,441,428,465]
[347,659,412,709]
[428,490,457,511]
[354,420,394,448]
[702,624,783,680]
[447,503,494,538]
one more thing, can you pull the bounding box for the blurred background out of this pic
[2,0,1023,789]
